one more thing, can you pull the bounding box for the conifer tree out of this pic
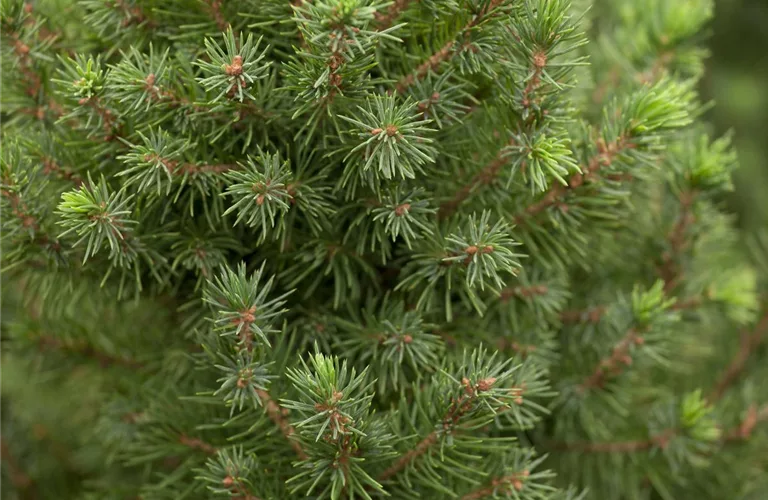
[2,0,766,499]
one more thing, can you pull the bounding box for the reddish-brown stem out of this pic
[578,328,645,392]
[497,338,537,357]
[461,470,531,500]
[552,428,676,453]
[659,190,697,294]
[203,0,229,31]
[708,312,768,404]
[374,0,413,30]
[513,136,634,224]
[560,295,703,325]
[111,0,155,28]
[559,305,607,324]
[722,403,768,442]
[142,153,236,176]
[439,137,516,218]
[179,434,218,455]
[255,389,308,460]
[36,335,144,369]
[500,284,548,302]
[0,439,36,498]
[42,157,82,184]
[379,377,502,481]
[78,96,121,140]
[521,50,548,112]
[394,0,505,93]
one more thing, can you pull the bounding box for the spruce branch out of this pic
[1,6,64,119]
[339,95,437,189]
[203,263,290,351]
[196,28,271,103]
[378,348,545,484]
[659,189,697,294]
[199,447,262,499]
[222,151,293,234]
[255,389,308,460]
[513,79,695,224]
[393,0,507,93]
[374,0,413,30]
[56,174,137,264]
[0,439,36,498]
[461,470,533,500]
[35,334,144,369]
[513,135,635,224]
[180,434,219,455]
[707,311,768,404]
[577,327,645,392]
[722,403,768,442]
[554,391,721,454]
[439,136,517,218]
[203,0,229,32]
[500,283,549,301]
[577,282,676,392]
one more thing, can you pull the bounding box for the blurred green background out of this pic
[704,0,768,230]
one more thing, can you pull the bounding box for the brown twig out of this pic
[551,428,676,453]
[497,338,537,357]
[394,0,505,93]
[42,157,82,184]
[560,295,703,325]
[378,376,502,481]
[708,312,768,404]
[374,0,413,30]
[179,434,218,455]
[0,439,36,498]
[722,403,768,442]
[499,284,548,302]
[35,335,144,369]
[659,190,697,294]
[578,328,645,392]
[559,305,607,324]
[111,0,156,28]
[142,153,236,176]
[513,136,634,224]
[461,470,531,500]
[203,0,229,32]
[438,137,516,218]
[255,389,308,460]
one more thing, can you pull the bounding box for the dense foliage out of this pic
[2,0,767,499]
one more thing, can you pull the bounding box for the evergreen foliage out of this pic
[1,0,766,499]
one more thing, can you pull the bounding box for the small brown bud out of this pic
[513,479,524,491]
[371,128,383,135]
[481,245,494,254]
[402,334,413,344]
[394,203,411,216]
[225,55,244,76]
[465,245,478,255]
[476,377,497,392]
[237,378,248,388]
[256,194,265,205]
[222,476,235,487]
[514,397,523,405]
[385,124,398,137]
[532,50,547,69]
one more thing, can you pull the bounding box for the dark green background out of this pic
[704,0,768,230]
